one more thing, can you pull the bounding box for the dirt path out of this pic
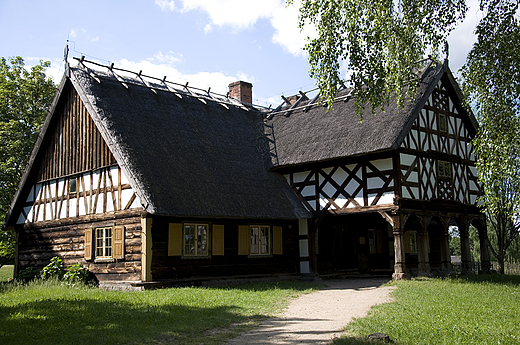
[224,278,395,345]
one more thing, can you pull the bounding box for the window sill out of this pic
[248,254,272,258]
[94,257,115,263]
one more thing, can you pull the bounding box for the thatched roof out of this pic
[10,62,310,220]
[266,61,477,168]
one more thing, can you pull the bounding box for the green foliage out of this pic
[333,277,520,344]
[0,279,318,345]
[0,227,15,268]
[41,256,65,280]
[461,0,520,274]
[289,0,466,115]
[62,262,97,286]
[0,56,56,223]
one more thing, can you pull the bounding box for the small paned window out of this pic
[250,225,270,255]
[184,224,208,256]
[439,113,447,132]
[96,227,112,258]
[438,161,451,179]
[69,177,77,194]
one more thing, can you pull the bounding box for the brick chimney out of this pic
[228,81,252,104]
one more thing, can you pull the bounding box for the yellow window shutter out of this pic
[273,226,283,255]
[212,224,225,256]
[84,228,92,261]
[238,225,249,255]
[403,231,411,253]
[113,225,125,259]
[168,223,183,256]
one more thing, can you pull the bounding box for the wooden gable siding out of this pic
[399,79,480,204]
[37,86,116,182]
[283,158,396,214]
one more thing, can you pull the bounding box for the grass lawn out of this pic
[333,275,520,345]
[0,265,13,281]
[0,279,319,345]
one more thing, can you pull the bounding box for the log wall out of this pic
[16,210,144,282]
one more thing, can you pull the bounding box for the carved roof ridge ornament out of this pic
[71,57,269,111]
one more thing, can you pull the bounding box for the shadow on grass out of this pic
[456,273,520,286]
[331,335,398,345]
[0,297,257,345]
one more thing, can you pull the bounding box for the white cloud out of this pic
[204,24,212,34]
[69,30,77,38]
[149,51,184,65]
[179,0,282,29]
[155,0,176,11]
[270,1,315,56]
[447,0,481,73]
[91,36,100,42]
[113,56,240,95]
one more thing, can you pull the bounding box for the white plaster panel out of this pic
[301,185,315,198]
[332,167,348,185]
[121,168,131,185]
[131,193,141,209]
[293,171,313,183]
[400,153,416,166]
[345,179,361,197]
[370,158,393,172]
[470,195,478,205]
[334,197,348,209]
[49,181,57,198]
[26,185,35,202]
[307,200,317,211]
[469,166,478,177]
[299,239,309,257]
[300,261,310,274]
[367,177,385,189]
[78,197,87,216]
[375,192,395,205]
[402,189,411,199]
[322,182,336,198]
[405,170,419,183]
[298,219,308,235]
[16,213,26,225]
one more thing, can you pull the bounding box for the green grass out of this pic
[333,275,520,345]
[0,279,319,345]
[0,265,14,281]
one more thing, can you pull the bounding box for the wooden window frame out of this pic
[85,225,125,262]
[439,113,447,132]
[183,223,210,257]
[409,230,418,254]
[95,227,113,259]
[438,160,451,180]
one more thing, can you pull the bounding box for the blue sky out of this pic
[0,0,480,107]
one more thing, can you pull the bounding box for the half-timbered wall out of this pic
[399,79,479,204]
[17,165,141,224]
[37,86,116,181]
[283,158,395,213]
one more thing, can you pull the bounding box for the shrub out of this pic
[41,256,65,280]
[63,262,97,286]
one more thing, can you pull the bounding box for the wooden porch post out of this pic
[440,221,453,272]
[459,220,474,274]
[392,215,410,279]
[476,219,492,273]
[141,217,153,282]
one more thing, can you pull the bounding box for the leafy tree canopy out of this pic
[0,56,56,266]
[289,0,467,115]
